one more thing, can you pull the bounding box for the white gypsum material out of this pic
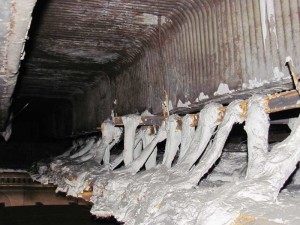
[134,140,143,159]
[70,138,95,159]
[288,117,298,131]
[178,114,195,161]
[72,139,102,163]
[244,95,269,178]
[102,140,117,165]
[195,96,300,225]
[133,129,144,159]
[187,100,244,186]
[55,140,80,160]
[122,114,141,166]
[162,115,182,168]
[124,122,167,174]
[137,110,154,161]
[94,120,123,164]
[175,103,222,172]
[110,154,123,170]
[75,151,94,162]
[143,126,157,170]
[107,129,144,170]
[258,110,300,195]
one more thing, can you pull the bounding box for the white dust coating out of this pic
[177,99,191,108]
[186,100,245,186]
[242,77,270,89]
[89,105,218,223]
[122,115,141,166]
[178,115,195,161]
[94,101,244,225]
[135,13,167,26]
[109,128,144,171]
[31,137,98,185]
[273,67,285,80]
[133,129,143,160]
[207,151,247,182]
[214,83,232,96]
[288,117,298,131]
[65,123,126,197]
[196,92,209,102]
[32,94,300,225]
[162,115,182,168]
[244,95,269,178]
[95,120,123,165]
[260,0,278,50]
[286,56,294,65]
[142,127,157,170]
[31,120,124,197]
[70,138,95,160]
[124,122,167,174]
[175,103,221,173]
[90,125,168,218]
[195,95,300,225]
[90,106,226,224]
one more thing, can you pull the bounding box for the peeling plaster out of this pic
[214,83,233,96]
[134,13,167,26]
[260,0,278,50]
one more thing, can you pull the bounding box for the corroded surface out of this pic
[9,0,300,133]
[0,0,36,129]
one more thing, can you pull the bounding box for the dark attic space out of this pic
[2,0,300,224]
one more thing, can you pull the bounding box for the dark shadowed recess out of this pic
[0,98,73,169]
[0,204,122,225]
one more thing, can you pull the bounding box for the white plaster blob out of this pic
[162,115,182,168]
[214,83,233,96]
[175,103,222,173]
[273,67,285,81]
[134,13,167,26]
[122,115,141,166]
[94,121,123,165]
[177,99,191,108]
[288,118,298,132]
[178,115,195,161]
[89,103,233,224]
[31,95,300,225]
[286,56,294,65]
[242,77,270,89]
[141,110,153,117]
[195,95,300,224]
[142,127,157,170]
[195,92,209,102]
[207,151,247,182]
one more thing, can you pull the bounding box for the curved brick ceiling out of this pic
[18,0,300,106]
[19,0,182,98]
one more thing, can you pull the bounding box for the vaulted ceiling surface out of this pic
[18,0,184,99]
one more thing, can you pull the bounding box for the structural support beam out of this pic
[113,90,300,127]
[0,0,37,130]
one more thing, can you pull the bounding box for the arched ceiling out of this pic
[18,0,186,99]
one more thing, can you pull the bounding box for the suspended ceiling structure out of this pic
[0,0,299,134]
